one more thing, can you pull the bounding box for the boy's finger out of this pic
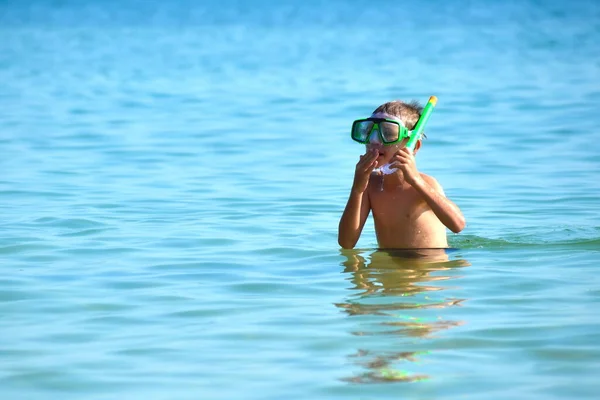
[363,154,377,165]
[392,163,409,173]
[397,150,412,158]
[388,161,403,170]
[363,159,377,173]
[360,155,375,166]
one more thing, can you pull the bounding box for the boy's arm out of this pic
[412,175,466,234]
[338,188,371,249]
[392,147,466,233]
[339,149,379,249]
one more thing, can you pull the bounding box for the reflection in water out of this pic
[337,248,470,383]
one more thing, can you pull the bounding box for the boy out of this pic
[338,100,466,249]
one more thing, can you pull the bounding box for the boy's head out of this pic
[371,100,424,131]
[366,100,425,165]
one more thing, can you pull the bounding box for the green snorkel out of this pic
[406,96,437,151]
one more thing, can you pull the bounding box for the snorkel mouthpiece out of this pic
[406,96,437,151]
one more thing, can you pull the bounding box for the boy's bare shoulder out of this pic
[419,173,445,194]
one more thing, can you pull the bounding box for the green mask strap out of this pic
[406,96,437,151]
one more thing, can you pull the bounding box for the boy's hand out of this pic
[391,148,421,186]
[352,149,378,193]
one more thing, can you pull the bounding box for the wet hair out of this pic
[372,100,427,138]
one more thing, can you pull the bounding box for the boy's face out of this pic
[365,112,409,165]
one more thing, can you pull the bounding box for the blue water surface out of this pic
[1,0,600,399]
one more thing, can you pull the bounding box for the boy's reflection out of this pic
[337,248,470,383]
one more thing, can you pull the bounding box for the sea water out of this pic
[1,0,600,399]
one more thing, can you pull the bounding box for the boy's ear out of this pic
[412,139,422,154]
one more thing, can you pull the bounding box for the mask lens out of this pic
[352,120,374,143]
[380,121,400,143]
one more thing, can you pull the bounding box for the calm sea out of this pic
[1,0,600,399]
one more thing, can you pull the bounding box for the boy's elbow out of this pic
[450,217,466,234]
[338,236,356,249]
[450,226,464,234]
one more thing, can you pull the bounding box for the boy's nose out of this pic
[368,128,382,144]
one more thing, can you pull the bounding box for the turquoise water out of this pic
[2,0,600,398]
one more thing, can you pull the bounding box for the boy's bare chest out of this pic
[365,177,448,248]
[368,185,425,222]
